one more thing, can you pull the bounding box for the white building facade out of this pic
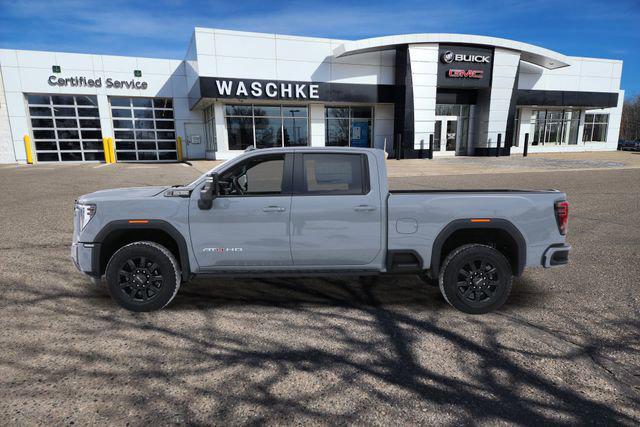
[0,28,624,163]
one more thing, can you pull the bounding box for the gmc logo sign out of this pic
[448,69,484,79]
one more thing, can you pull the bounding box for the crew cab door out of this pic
[290,152,382,265]
[189,153,293,268]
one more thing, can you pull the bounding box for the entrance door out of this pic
[433,116,463,156]
[445,120,458,152]
[184,123,206,160]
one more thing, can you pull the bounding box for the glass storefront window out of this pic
[254,117,282,149]
[325,106,373,147]
[224,104,309,150]
[203,105,217,154]
[582,113,609,142]
[530,109,580,146]
[227,116,254,150]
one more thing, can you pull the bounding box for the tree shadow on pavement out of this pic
[0,272,638,425]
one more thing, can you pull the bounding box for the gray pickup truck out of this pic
[72,147,570,314]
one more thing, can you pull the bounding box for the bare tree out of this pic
[620,95,640,141]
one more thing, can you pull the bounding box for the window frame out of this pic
[530,108,580,146]
[582,113,609,143]
[324,106,374,148]
[292,153,371,196]
[217,153,294,197]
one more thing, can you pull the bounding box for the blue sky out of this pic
[0,0,638,96]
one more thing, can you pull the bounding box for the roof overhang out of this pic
[334,34,571,69]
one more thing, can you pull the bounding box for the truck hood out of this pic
[78,186,168,203]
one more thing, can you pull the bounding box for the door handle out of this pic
[353,205,376,212]
[262,206,286,212]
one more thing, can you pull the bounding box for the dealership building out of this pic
[0,27,624,163]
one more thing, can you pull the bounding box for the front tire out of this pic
[438,244,513,314]
[105,241,181,312]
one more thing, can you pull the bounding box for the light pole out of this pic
[288,109,300,145]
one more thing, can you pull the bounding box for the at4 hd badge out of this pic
[203,247,244,253]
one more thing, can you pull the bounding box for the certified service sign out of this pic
[48,75,149,90]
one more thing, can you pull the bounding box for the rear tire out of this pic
[105,241,181,312]
[438,244,513,314]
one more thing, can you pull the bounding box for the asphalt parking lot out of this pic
[0,160,639,425]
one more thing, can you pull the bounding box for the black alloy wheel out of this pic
[118,256,164,303]
[105,241,181,312]
[455,258,500,307]
[438,244,513,314]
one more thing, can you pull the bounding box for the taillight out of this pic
[554,200,569,235]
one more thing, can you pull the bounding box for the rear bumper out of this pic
[542,244,571,268]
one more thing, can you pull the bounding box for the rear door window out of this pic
[297,153,368,195]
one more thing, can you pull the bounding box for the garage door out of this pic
[110,97,177,161]
[27,94,104,162]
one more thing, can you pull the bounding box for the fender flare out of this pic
[91,220,191,281]
[429,218,527,278]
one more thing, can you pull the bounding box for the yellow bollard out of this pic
[102,137,111,163]
[109,137,116,163]
[23,135,34,164]
[176,136,183,161]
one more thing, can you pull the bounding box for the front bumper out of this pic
[71,242,98,276]
[542,244,571,268]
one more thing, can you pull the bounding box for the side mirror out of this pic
[198,172,219,210]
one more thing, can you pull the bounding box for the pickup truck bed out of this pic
[387,188,566,278]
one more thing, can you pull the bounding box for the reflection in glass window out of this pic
[325,106,373,147]
[582,113,609,142]
[224,104,309,150]
[227,117,254,150]
[203,105,217,155]
[301,154,366,194]
[254,116,282,149]
[530,109,580,146]
[110,97,176,161]
[221,154,285,195]
[26,94,103,162]
[283,118,308,147]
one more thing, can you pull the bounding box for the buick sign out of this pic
[438,45,493,89]
[441,51,491,64]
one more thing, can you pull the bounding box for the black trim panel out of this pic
[190,77,397,109]
[386,249,424,273]
[515,89,618,108]
[429,218,527,278]
[91,220,191,281]
[436,88,478,105]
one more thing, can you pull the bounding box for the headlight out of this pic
[75,203,96,230]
